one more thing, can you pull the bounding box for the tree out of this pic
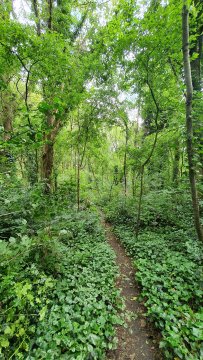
[182,0,203,242]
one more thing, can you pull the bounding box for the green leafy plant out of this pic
[0,207,123,359]
[113,224,203,359]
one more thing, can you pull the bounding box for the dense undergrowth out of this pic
[0,183,123,359]
[104,189,203,360]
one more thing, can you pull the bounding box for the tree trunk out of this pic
[47,0,53,30]
[123,121,128,197]
[3,111,12,141]
[135,77,159,237]
[182,2,203,242]
[41,113,60,193]
[190,0,203,177]
[32,0,41,36]
[190,0,202,91]
[172,141,180,185]
[0,87,15,175]
[132,169,136,197]
[42,142,54,192]
[135,166,144,238]
[2,89,13,141]
[26,149,39,185]
[77,155,80,211]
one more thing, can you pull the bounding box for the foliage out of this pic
[105,189,194,230]
[105,189,203,360]
[105,196,135,225]
[0,196,123,359]
[0,0,203,358]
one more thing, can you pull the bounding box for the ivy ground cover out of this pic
[0,209,122,359]
[113,226,203,360]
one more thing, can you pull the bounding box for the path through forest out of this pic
[102,220,163,360]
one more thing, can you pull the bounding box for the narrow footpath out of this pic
[103,221,163,360]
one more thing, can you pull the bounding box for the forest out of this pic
[0,0,203,359]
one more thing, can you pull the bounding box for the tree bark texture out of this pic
[182,2,203,242]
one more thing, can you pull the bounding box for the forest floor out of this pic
[102,219,163,360]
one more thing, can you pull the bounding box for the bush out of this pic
[104,189,193,231]
[104,196,135,225]
[141,189,193,229]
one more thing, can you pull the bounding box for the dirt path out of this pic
[103,221,163,360]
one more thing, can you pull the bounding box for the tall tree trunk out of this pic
[88,161,100,195]
[180,151,184,178]
[1,88,13,141]
[0,87,15,176]
[47,0,53,30]
[182,2,203,242]
[42,113,60,193]
[32,0,41,36]
[26,149,39,185]
[123,120,128,197]
[131,169,135,197]
[77,154,80,211]
[190,0,202,91]
[172,140,180,186]
[3,106,13,141]
[190,0,203,177]
[42,142,54,192]
[135,77,159,237]
[135,166,144,237]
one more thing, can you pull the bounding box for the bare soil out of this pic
[103,221,163,360]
